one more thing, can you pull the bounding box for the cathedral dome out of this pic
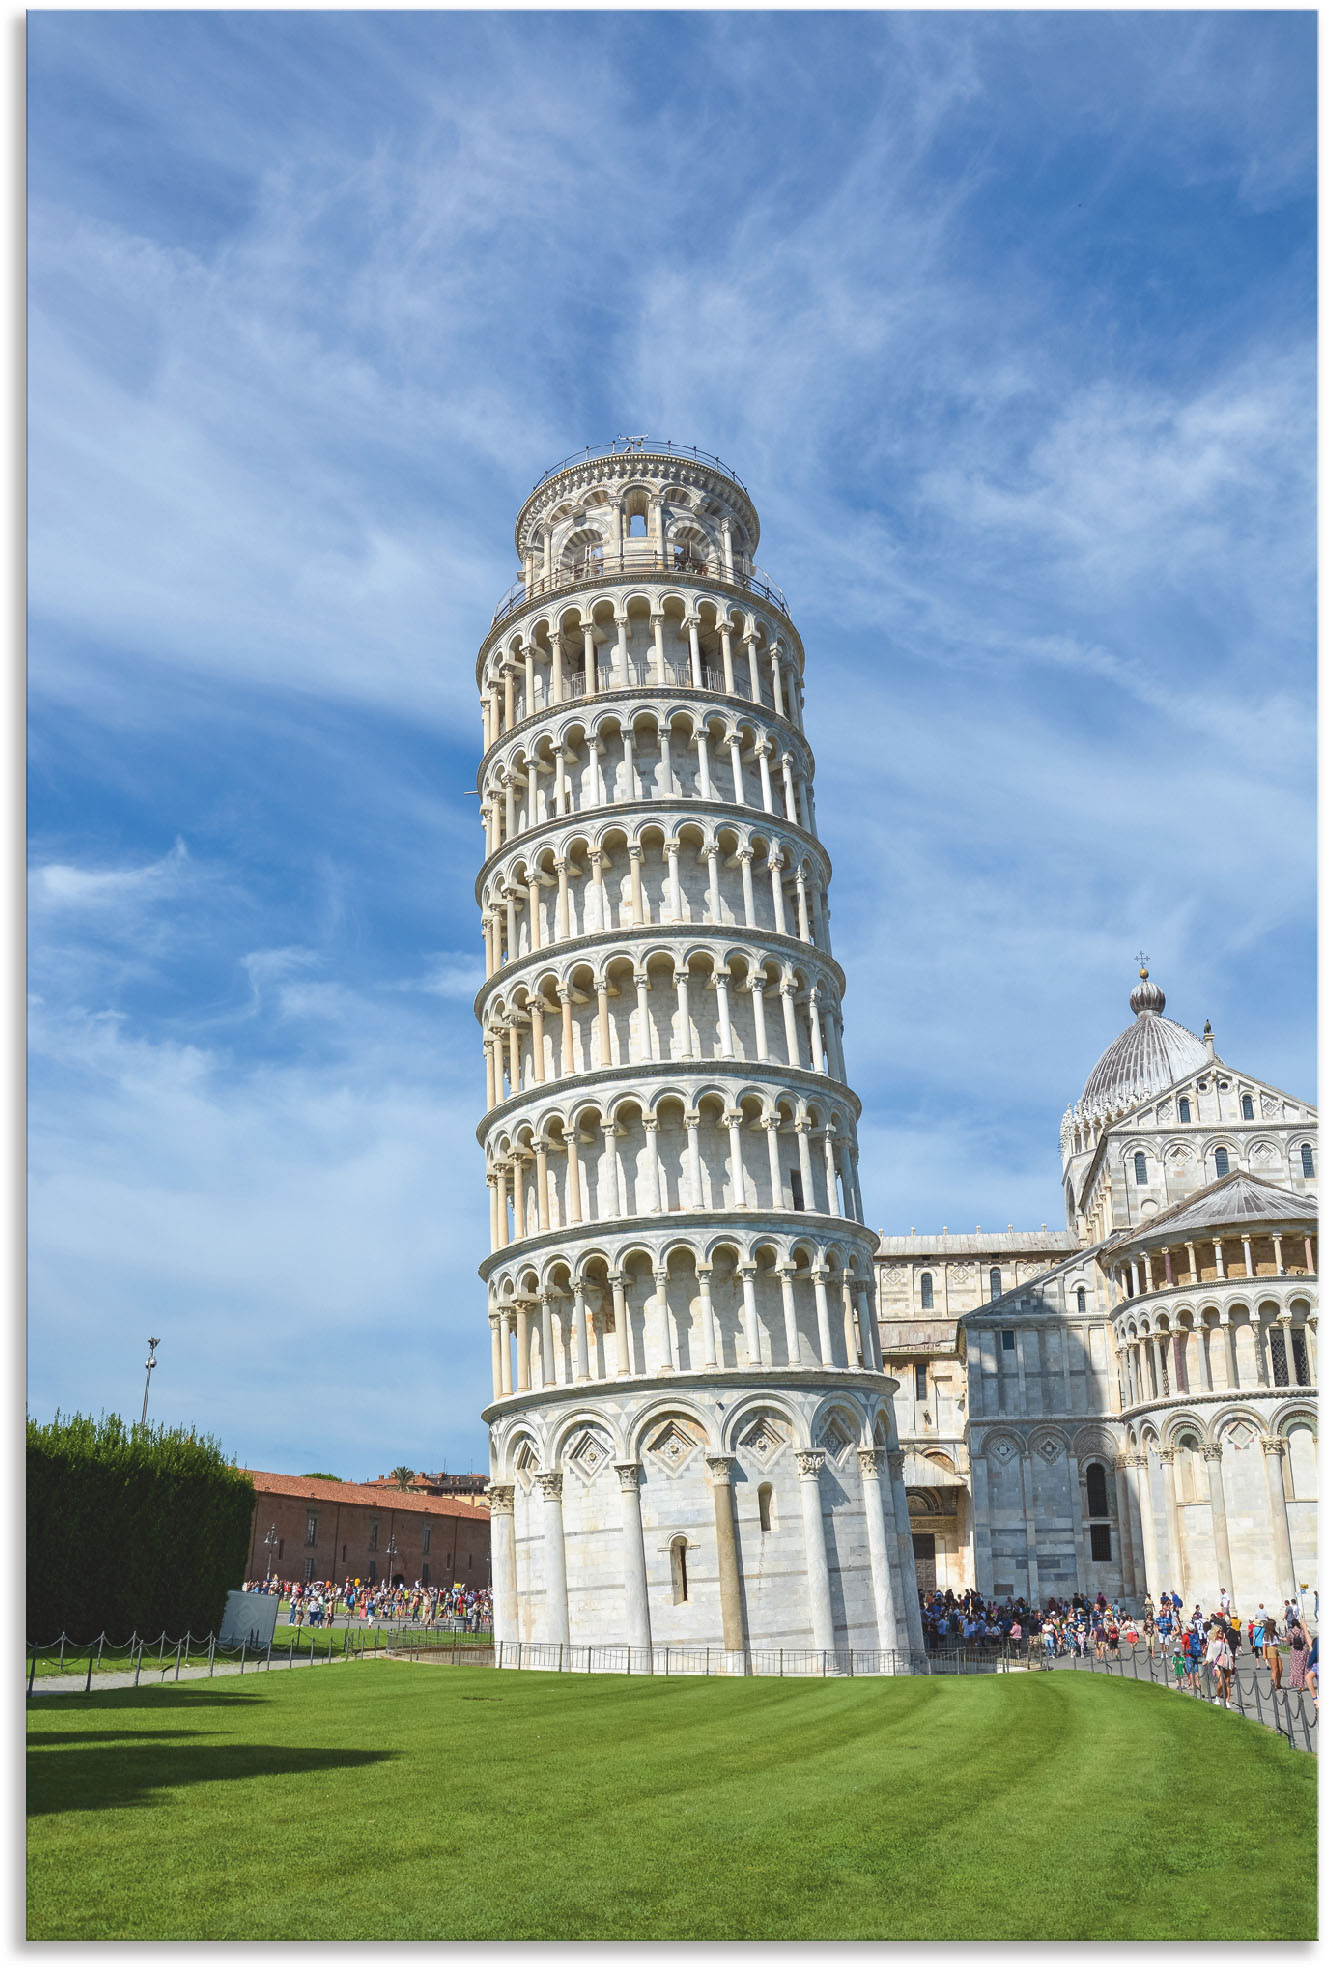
[1079,969,1208,1121]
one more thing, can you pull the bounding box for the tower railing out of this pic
[489,551,788,634]
[529,439,749,496]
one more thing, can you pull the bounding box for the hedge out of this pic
[27,1412,256,1641]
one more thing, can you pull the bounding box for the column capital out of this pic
[795,1449,826,1480]
[486,1483,516,1516]
[1200,1442,1224,1463]
[1127,1451,1149,1468]
[696,1265,713,1284]
[1157,1446,1176,1464]
[857,1447,887,1477]
[705,1454,737,1482]
[614,1461,642,1494]
[1261,1434,1287,1459]
[488,1311,501,1332]
[535,1471,564,1501]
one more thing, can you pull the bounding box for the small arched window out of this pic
[1214,1148,1229,1178]
[1134,1153,1147,1184]
[1302,1143,1315,1177]
[920,1272,934,1309]
[1241,1094,1254,1120]
[989,1267,1002,1300]
[1076,1286,1087,1315]
[1084,1462,1110,1516]
[627,511,647,538]
[758,1483,773,1533]
[669,1536,689,1603]
[1178,1097,1191,1123]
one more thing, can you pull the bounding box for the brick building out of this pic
[242,1471,490,1589]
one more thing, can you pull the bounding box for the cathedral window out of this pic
[628,511,647,538]
[1178,1098,1191,1123]
[914,1363,927,1400]
[1133,1153,1147,1184]
[1270,1327,1290,1387]
[1076,1286,1087,1315]
[758,1484,774,1533]
[1088,1523,1112,1561]
[919,1272,934,1309]
[1241,1094,1255,1120]
[1302,1143,1315,1177]
[670,1537,689,1603]
[305,1514,318,1547]
[989,1267,1002,1300]
[1000,1329,1015,1353]
[1214,1149,1229,1177]
[1084,1462,1110,1515]
[1292,1328,1311,1386]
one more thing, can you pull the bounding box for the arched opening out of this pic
[920,1271,934,1310]
[1084,1462,1110,1516]
[628,511,647,538]
[1241,1094,1255,1120]
[1076,1285,1087,1315]
[669,1536,689,1603]
[1302,1142,1315,1177]
[989,1267,1002,1300]
[757,1483,773,1533]
[1134,1152,1147,1184]
[1214,1148,1229,1178]
[1178,1097,1191,1123]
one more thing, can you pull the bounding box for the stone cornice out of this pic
[476,563,802,674]
[477,1053,863,1143]
[1118,1386,1316,1422]
[478,682,814,778]
[1109,1275,1318,1326]
[474,921,848,1015]
[475,795,831,899]
[478,1204,881,1281]
[481,1360,896,1427]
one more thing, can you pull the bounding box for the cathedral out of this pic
[877,967,1318,1614]
[473,441,1315,1659]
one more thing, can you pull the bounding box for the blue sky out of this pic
[27,11,1316,1480]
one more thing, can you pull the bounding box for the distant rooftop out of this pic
[876,1228,1077,1255]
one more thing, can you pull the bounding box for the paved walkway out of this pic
[27,1651,369,1696]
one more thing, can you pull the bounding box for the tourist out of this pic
[1263,1610,1283,1688]
[1204,1621,1234,1708]
[1285,1619,1309,1690]
[1141,1611,1156,1658]
[1170,1643,1187,1691]
[1306,1633,1317,1709]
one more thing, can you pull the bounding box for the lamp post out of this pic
[140,1337,160,1427]
[263,1525,279,1589]
[385,1536,399,1608]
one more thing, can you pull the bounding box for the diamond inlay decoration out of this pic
[738,1413,788,1466]
[567,1430,611,1482]
[819,1416,855,1463]
[646,1420,701,1475]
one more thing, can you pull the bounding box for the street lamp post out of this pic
[140,1338,160,1427]
[385,1536,399,1610]
[263,1525,279,1589]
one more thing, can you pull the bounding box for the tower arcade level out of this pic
[475,442,922,1659]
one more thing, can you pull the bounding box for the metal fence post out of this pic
[135,1641,145,1687]
[238,1639,245,1677]
[27,1650,36,1696]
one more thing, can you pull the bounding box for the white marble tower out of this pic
[476,441,921,1661]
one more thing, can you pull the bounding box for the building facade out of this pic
[475,440,921,1659]
[877,969,1317,1611]
[242,1471,491,1589]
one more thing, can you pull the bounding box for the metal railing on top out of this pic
[489,550,789,634]
[529,440,749,497]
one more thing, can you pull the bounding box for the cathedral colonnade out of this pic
[476,444,921,1658]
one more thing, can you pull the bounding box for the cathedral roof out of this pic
[1108,1170,1315,1251]
[1076,968,1209,1124]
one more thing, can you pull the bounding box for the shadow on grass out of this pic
[28,1687,268,1712]
[28,1742,399,1815]
[28,1730,200,1747]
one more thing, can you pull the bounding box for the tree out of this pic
[390,1466,416,1491]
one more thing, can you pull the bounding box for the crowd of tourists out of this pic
[918,1585,1317,1705]
[242,1577,492,1629]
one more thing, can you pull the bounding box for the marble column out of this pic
[1112,1454,1138,1598]
[615,1462,653,1657]
[887,1448,925,1650]
[858,1448,905,1651]
[488,1484,518,1646]
[795,1450,836,1652]
[706,1455,747,1655]
[536,1472,571,1648]
[1201,1443,1233,1602]
[610,1271,632,1377]
[1128,1452,1158,1598]
[1261,1436,1299,1603]
[1158,1447,1186,1604]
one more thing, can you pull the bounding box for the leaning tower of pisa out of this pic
[476,441,922,1663]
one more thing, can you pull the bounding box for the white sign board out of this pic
[219,1589,280,1647]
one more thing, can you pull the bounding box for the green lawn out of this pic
[27,1664,1315,1941]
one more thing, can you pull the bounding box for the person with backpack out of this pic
[1285,1618,1309,1689]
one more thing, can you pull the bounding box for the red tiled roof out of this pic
[238,1469,489,1519]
